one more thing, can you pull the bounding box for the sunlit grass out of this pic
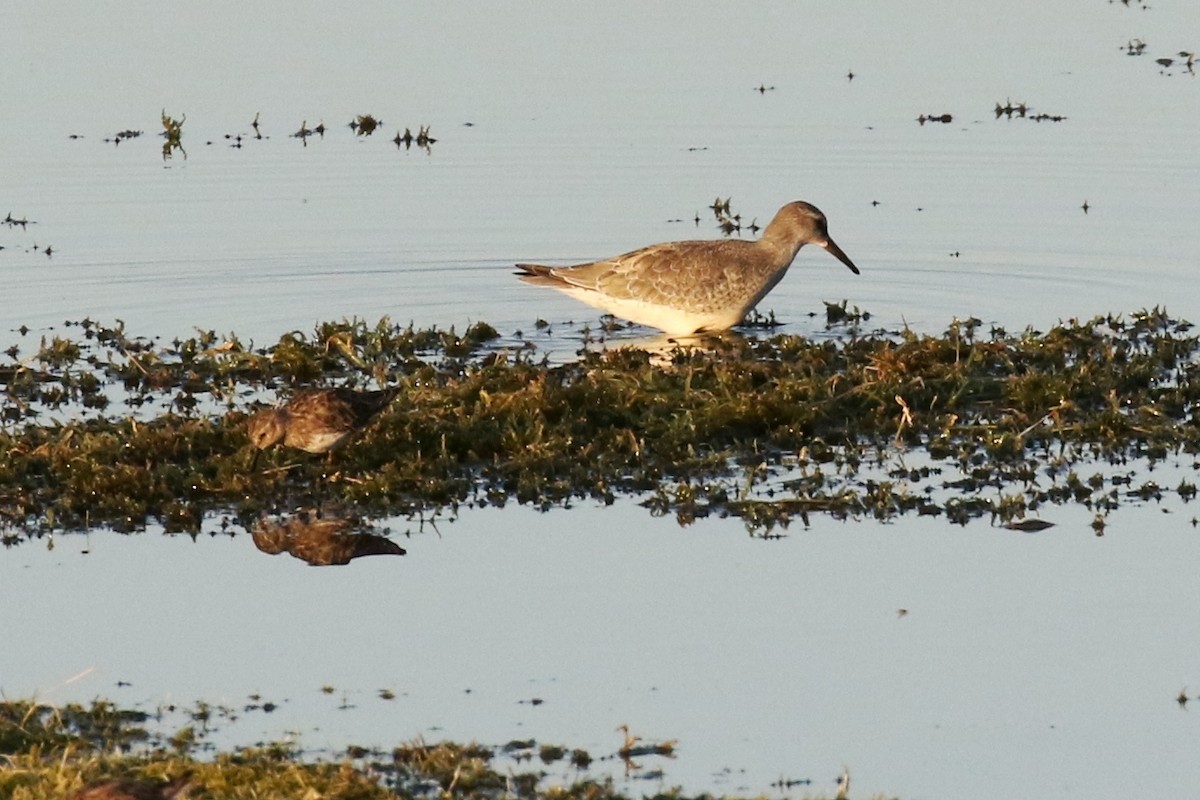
[2,308,1199,540]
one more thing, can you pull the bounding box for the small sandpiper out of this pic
[516,200,859,335]
[247,387,398,464]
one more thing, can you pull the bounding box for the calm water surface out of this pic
[3,2,1200,799]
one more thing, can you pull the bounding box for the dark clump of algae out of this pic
[2,697,736,800]
[3,306,1200,543]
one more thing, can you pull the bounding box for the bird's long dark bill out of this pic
[250,448,261,471]
[823,237,861,275]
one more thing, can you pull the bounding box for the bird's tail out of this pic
[515,263,554,276]
[515,263,567,287]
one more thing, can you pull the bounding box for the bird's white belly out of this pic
[552,286,746,334]
[296,431,351,453]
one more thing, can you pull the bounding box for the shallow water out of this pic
[7,501,1200,798]
[4,2,1200,798]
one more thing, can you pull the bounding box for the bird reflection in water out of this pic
[595,328,739,368]
[251,513,406,566]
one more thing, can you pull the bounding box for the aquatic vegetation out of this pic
[160,110,186,161]
[104,129,143,145]
[393,125,437,152]
[2,309,1200,541]
[350,114,381,136]
[291,120,326,146]
[0,697,730,800]
[1121,35,1196,76]
[992,99,1066,122]
[3,212,35,230]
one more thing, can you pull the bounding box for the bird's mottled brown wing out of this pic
[332,388,400,427]
[550,240,772,312]
[251,522,291,555]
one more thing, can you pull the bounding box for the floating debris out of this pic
[103,129,143,145]
[1005,518,1056,532]
[616,724,676,777]
[1154,50,1195,76]
[740,309,782,330]
[995,99,1027,118]
[704,196,754,236]
[350,114,381,135]
[917,113,953,125]
[1126,38,1147,56]
[392,124,436,152]
[1120,38,1194,76]
[160,109,186,160]
[291,119,325,146]
[823,299,869,327]
[994,100,1065,123]
[3,212,33,229]
[772,776,813,790]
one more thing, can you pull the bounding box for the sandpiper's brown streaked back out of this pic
[516,201,859,335]
[247,387,398,461]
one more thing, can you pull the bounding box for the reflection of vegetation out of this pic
[2,309,1200,541]
[3,212,34,229]
[291,119,326,145]
[393,125,437,153]
[991,98,1066,122]
[1,697,705,800]
[160,110,186,161]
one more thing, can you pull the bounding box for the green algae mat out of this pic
[2,308,1198,542]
